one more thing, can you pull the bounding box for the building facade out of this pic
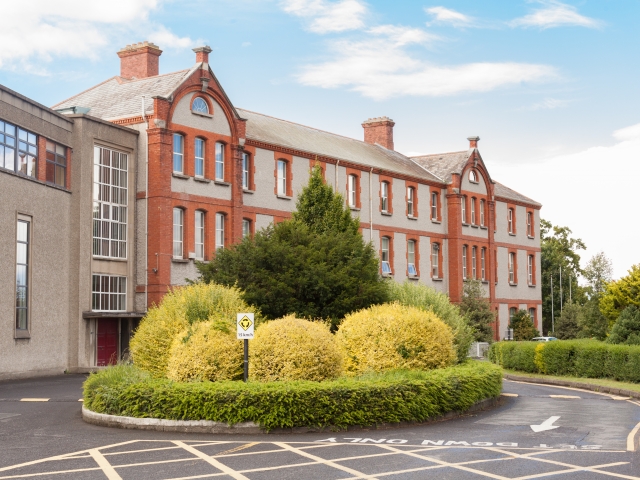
[0,41,541,379]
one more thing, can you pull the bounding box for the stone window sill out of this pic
[509,232,517,236]
[407,215,417,220]
[529,283,537,288]
[432,277,443,282]
[528,235,535,239]
[462,222,470,226]
[482,280,489,284]
[350,206,361,211]
[431,218,441,224]
[243,189,255,194]
[14,330,31,339]
[192,111,213,118]
[408,275,419,280]
[93,256,128,263]
[277,194,292,200]
[214,180,231,186]
[509,282,517,286]
[480,226,488,230]
[381,211,392,216]
[172,258,189,263]
[194,177,210,183]
[470,224,479,228]
[381,273,393,278]
[172,172,189,180]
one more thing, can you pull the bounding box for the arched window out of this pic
[407,187,415,216]
[215,142,224,181]
[407,239,417,276]
[381,236,391,274]
[469,170,478,183]
[215,213,225,250]
[381,181,389,212]
[195,210,205,260]
[172,208,183,258]
[192,97,209,114]
[173,133,184,174]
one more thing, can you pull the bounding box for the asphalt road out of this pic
[0,374,639,479]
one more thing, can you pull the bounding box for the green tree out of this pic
[576,252,613,340]
[540,219,586,335]
[554,301,582,340]
[578,299,609,340]
[510,309,540,341]
[600,264,640,327]
[583,252,613,297]
[606,305,640,345]
[459,279,495,342]
[196,165,388,326]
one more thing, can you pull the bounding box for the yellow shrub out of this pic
[534,343,546,373]
[250,315,343,382]
[130,283,257,378]
[336,302,456,375]
[167,321,243,382]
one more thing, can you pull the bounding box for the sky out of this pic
[1,0,638,279]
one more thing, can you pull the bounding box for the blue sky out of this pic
[1,0,638,278]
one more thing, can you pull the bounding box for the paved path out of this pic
[0,374,638,479]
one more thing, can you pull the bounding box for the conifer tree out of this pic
[459,279,495,342]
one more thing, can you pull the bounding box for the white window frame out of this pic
[481,248,486,281]
[173,208,183,258]
[480,199,485,226]
[527,212,533,237]
[509,252,515,284]
[381,181,389,212]
[407,187,415,217]
[15,216,30,334]
[508,208,514,234]
[192,97,209,114]
[348,174,357,208]
[381,236,391,274]
[195,210,205,260]
[173,134,183,174]
[472,246,477,279]
[462,245,468,279]
[431,243,440,278]
[509,307,517,323]
[528,254,534,285]
[92,274,127,312]
[469,170,478,183]
[461,196,467,223]
[431,191,438,220]
[242,152,250,189]
[195,138,205,178]
[242,219,251,238]
[407,239,417,276]
[529,308,536,322]
[470,197,476,225]
[277,160,287,196]
[215,213,225,250]
[93,146,128,259]
[215,142,224,181]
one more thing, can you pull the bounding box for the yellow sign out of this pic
[238,315,253,331]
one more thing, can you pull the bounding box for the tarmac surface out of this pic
[0,374,639,479]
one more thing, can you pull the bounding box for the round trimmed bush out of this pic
[250,315,343,382]
[337,302,456,375]
[130,283,258,378]
[167,321,243,382]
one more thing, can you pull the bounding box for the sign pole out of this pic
[243,339,248,382]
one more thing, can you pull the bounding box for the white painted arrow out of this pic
[531,416,561,433]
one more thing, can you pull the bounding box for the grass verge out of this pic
[83,362,502,432]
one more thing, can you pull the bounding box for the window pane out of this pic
[215,143,224,180]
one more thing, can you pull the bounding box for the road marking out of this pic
[172,440,250,480]
[505,379,637,401]
[530,416,560,432]
[275,441,381,480]
[628,421,640,452]
[549,394,580,399]
[19,398,49,402]
[213,442,260,457]
[88,449,122,480]
[501,393,519,397]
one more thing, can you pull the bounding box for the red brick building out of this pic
[49,41,542,365]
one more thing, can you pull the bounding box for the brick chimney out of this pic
[117,41,162,79]
[362,117,395,150]
[193,46,212,64]
[468,136,480,148]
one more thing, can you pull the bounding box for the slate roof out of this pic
[237,108,442,183]
[52,68,195,120]
[409,151,471,183]
[494,181,541,207]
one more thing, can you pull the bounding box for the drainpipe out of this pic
[369,167,373,242]
[335,160,340,191]
[142,96,149,314]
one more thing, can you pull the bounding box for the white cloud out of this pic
[527,97,570,110]
[280,0,367,33]
[296,26,557,100]
[242,42,252,47]
[0,0,195,70]
[491,123,640,279]
[510,1,602,29]
[425,6,474,27]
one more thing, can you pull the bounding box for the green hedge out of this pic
[83,362,502,431]
[489,340,640,382]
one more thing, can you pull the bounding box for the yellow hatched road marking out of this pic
[88,449,122,480]
[549,394,581,399]
[501,393,519,397]
[19,398,49,402]
[628,421,640,452]
[172,440,250,480]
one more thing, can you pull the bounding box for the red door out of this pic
[97,319,119,366]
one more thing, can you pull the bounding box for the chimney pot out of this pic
[362,116,395,150]
[467,136,480,149]
[117,41,162,79]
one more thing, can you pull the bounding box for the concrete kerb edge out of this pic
[503,373,640,399]
[82,396,503,434]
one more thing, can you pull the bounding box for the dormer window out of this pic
[469,170,478,183]
[192,97,209,114]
